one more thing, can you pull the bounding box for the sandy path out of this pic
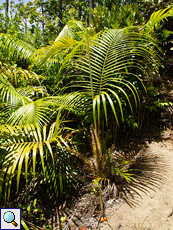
[101,130,173,230]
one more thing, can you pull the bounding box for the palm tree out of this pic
[0,116,78,203]
[0,6,173,203]
[0,62,83,203]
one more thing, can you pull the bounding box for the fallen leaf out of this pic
[93,211,99,214]
[98,217,108,222]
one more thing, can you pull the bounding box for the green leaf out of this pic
[33,198,37,206]
[0,120,76,203]
[21,219,30,230]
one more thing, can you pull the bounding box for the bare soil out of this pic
[100,129,173,230]
[61,128,173,230]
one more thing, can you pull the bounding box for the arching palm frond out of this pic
[17,86,48,98]
[6,92,85,126]
[35,35,76,67]
[0,73,31,108]
[0,34,36,61]
[0,120,76,203]
[54,20,86,41]
[64,27,161,129]
[7,99,51,126]
[34,20,86,68]
[145,5,173,32]
[0,62,50,125]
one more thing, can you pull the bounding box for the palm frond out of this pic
[7,99,51,126]
[0,34,36,61]
[34,20,86,68]
[17,86,48,98]
[54,20,85,41]
[145,5,173,33]
[0,73,30,108]
[65,27,161,129]
[35,36,76,67]
[0,121,75,202]
[6,92,86,126]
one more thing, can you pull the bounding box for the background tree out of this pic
[5,0,9,17]
[59,0,62,27]
[89,0,94,24]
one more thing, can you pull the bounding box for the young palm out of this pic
[0,113,78,203]
[32,7,173,129]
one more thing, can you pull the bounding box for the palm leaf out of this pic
[0,73,30,108]
[145,5,173,33]
[0,62,44,87]
[34,20,86,68]
[65,27,161,129]
[0,64,46,116]
[0,34,35,61]
[0,120,75,202]
[17,86,48,98]
[6,92,85,126]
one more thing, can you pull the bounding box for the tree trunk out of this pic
[24,18,27,35]
[89,0,94,25]
[5,0,9,17]
[41,0,45,31]
[59,0,62,28]
[78,0,82,19]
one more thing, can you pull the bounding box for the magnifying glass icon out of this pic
[3,211,18,227]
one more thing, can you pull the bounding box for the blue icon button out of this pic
[0,208,21,230]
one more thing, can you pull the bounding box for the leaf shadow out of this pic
[117,147,166,208]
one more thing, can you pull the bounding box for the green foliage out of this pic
[32,5,173,131]
[107,159,135,183]
[145,5,173,33]
[87,125,135,183]
[0,3,173,227]
[146,98,173,112]
[20,198,43,219]
[0,33,36,65]
[20,197,47,230]
[0,62,43,87]
[90,3,145,32]
[21,219,30,230]
[0,119,77,203]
